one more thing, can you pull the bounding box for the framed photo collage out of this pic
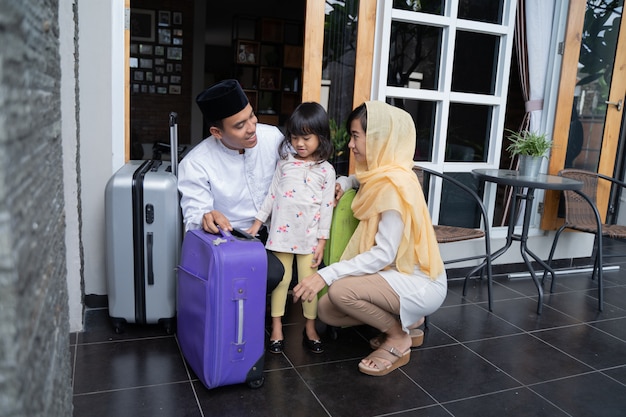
[129,8,184,95]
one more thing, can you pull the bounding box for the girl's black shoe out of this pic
[268,340,284,354]
[302,329,324,353]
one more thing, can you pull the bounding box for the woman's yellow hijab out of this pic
[341,101,444,279]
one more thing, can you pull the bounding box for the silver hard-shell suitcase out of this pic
[104,112,181,333]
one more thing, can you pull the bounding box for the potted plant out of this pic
[329,118,350,176]
[505,129,552,177]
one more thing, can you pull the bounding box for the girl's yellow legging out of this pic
[271,252,318,320]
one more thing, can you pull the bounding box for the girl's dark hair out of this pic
[280,102,334,161]
[346,103,367,134]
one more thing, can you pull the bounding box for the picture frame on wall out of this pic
[139,58,153,69]
[167,47,183,60]
[173,12,183,25]
[158,11,171,27]
[158,28,171,45]
[139,44,152,55]
[130,9,155,42]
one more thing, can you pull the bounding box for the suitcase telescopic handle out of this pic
[169,112,178,177]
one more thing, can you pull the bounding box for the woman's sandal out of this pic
[369,328,424,350]
[358,344,411,376]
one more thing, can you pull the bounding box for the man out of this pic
[178,79,285,291]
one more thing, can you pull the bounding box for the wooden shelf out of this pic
[233,16,303,125]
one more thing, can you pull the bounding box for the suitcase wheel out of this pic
[159,318,176,335]
[110,317,127,334]
[247,377,265,389]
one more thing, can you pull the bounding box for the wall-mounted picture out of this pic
[130,9,155,42]
[158,28,171,45]
[167,47,183,60]
[139,58,153,69]
[133,71,144,81]
[170,75,181,84]
[173,37,183,45]
[139,44,152,55]
[169,85,181,95]
[236,41,259,65]
[173,12,182,25]
[158,11,170,27]
[155,46,165,56]
[173,29,183,37]
[130,43,138,54]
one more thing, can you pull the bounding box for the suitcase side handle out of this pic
[216,227,258,242]
[231,228,256,241]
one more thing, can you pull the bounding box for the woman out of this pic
[293,101,447,376]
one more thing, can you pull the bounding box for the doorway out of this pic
[127,0,306,156]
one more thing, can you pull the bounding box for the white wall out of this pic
[78,0,125,301]
[60,0,82,332]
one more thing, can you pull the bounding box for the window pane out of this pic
[457,0,504,24]
[323,0,360,176]
[386,98,436,162]
[388,22,442,90]
[446,103,492,162]
[452,31,499,95]
[393,0,445,15]
[440,173,483,228]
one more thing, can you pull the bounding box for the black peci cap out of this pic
[196,79,249,122]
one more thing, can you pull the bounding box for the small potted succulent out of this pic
[506,129,552,177]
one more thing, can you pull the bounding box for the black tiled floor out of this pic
[72,239,626,417]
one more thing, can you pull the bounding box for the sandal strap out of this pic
[379,344,403,358]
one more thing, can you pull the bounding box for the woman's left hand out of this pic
[293,273,327,303]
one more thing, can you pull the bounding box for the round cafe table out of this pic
[472,169,583,314]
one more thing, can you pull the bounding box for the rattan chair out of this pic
[544,169,626,311]
[414,167,494,311]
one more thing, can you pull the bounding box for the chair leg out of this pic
[596,235,604,311]
[462,265,484,296]
[462,261,493,312]
[586,234,603,311]
[590,234,599,281]
[486,260,493,312]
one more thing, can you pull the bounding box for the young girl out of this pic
[247,102,335,354]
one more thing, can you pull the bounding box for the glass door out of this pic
[545,0,625,226]
[574,0,625,220]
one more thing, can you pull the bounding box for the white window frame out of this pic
[371,0,517,225]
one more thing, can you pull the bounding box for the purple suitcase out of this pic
[177,228,267,389]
